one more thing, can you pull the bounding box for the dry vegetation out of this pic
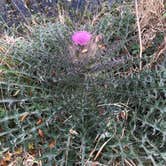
[136,0,166,70]
[139,0,165,48]
[138,0,165,48]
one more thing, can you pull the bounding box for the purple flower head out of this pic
[72,31,92,46]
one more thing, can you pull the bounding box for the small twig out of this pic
[81,136,86,166]
[135,0,143,70]
[124,159,136,166]
[65,134,71,166]
[92,127,117,161]
[120,128,126,139]
[38,149,42,166]
[97,102,130,109]
[86,134,103,163]
[94,137,112,161]
[63,115,72,124]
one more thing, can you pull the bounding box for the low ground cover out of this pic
[0,0,166,165]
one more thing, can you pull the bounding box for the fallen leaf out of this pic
[0,46,6,53]
[49,140,56,149]
[22,152,39,166]
[0,159,7,166]
[28,143,35,150]
[38,129,44,138]
[20,112,29,122]
[36,118,43,125]
[69,129,78,135]
[98,44,106,50]
[119,111,128,120]
[14,147,23,155]
[4,151,12,162]
[81,48,88,53]
[95,34,103,42]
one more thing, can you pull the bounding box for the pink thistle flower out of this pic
[72,31,92,46]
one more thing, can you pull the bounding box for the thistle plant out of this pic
[0,1,166,165]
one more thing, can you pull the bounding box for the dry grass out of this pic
[0,151,41,166]
[133,0,166,71]
[138,0,166,49]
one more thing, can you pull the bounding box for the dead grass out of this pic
[0,151,41,166]
[138,0,166,49]
[132,0,166,71]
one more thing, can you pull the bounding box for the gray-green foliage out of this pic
[0,1,166,165]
